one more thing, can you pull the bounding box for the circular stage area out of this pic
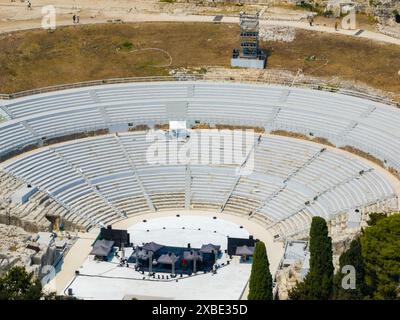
[62,212,277,300]
[113,210,285,274]
[128,215,250,251]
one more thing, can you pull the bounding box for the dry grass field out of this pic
[0,22,399,96]
[0,22,238,93]
[266,29,400,95]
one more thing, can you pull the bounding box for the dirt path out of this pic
[0,2,399,46]
[44,231,98,295]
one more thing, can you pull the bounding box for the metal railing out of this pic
[0,74,398,107]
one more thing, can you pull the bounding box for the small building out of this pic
[142,242,164,253]
[227,235,256,256]
[36,232,55,246]
[326,0,356,17]
[235,245,255,262]
[199,243,221,254]
[100,226,130,248]
[235,245,254,256]
[90,239,115,260]
[168,120,189,141]
[55,239,67,250]
[347,208,362,229]
[279,240,310,280]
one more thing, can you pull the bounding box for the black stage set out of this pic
[95,226,257,275]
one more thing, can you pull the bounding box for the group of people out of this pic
[72,13,80,24]
[307,14,340,31]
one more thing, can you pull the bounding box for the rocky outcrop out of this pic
[0,170,62,233]
[275,260,304,300]
[0,225,57,277]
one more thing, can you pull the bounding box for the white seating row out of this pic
[1,132,396,236]
[1,82,400,173]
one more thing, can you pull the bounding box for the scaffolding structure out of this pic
[239,13,260,58]
[231,12,266,69]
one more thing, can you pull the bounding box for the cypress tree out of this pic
[289,216,334,299]
[248,241,273,300]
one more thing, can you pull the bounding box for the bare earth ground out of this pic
[1,2,399,45]
[0,0,268,32]
[265,29,400,96]
[0,0,306,23]
[0,22,237,92]
[0,22,399,99]
[44,231,97,295]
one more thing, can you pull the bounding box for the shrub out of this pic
[120,41,133,50]
[360,214,400,299]
[0,267,43,300]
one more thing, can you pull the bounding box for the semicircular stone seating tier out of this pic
[0,82,399,238]
[0,81,400,171]
[0,131,397,239]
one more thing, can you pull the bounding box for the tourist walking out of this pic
[307,15,314,27]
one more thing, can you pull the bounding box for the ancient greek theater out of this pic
[0,0,399,306]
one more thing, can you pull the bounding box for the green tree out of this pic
[248,241,273,300]
[333,238,366,300]
[360,213,400,300]
[0,266,43,300]
[289,216,334,300]
[366,212,387,227]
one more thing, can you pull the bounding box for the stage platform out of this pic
[63,216,252,300]
[128,215,250,250]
